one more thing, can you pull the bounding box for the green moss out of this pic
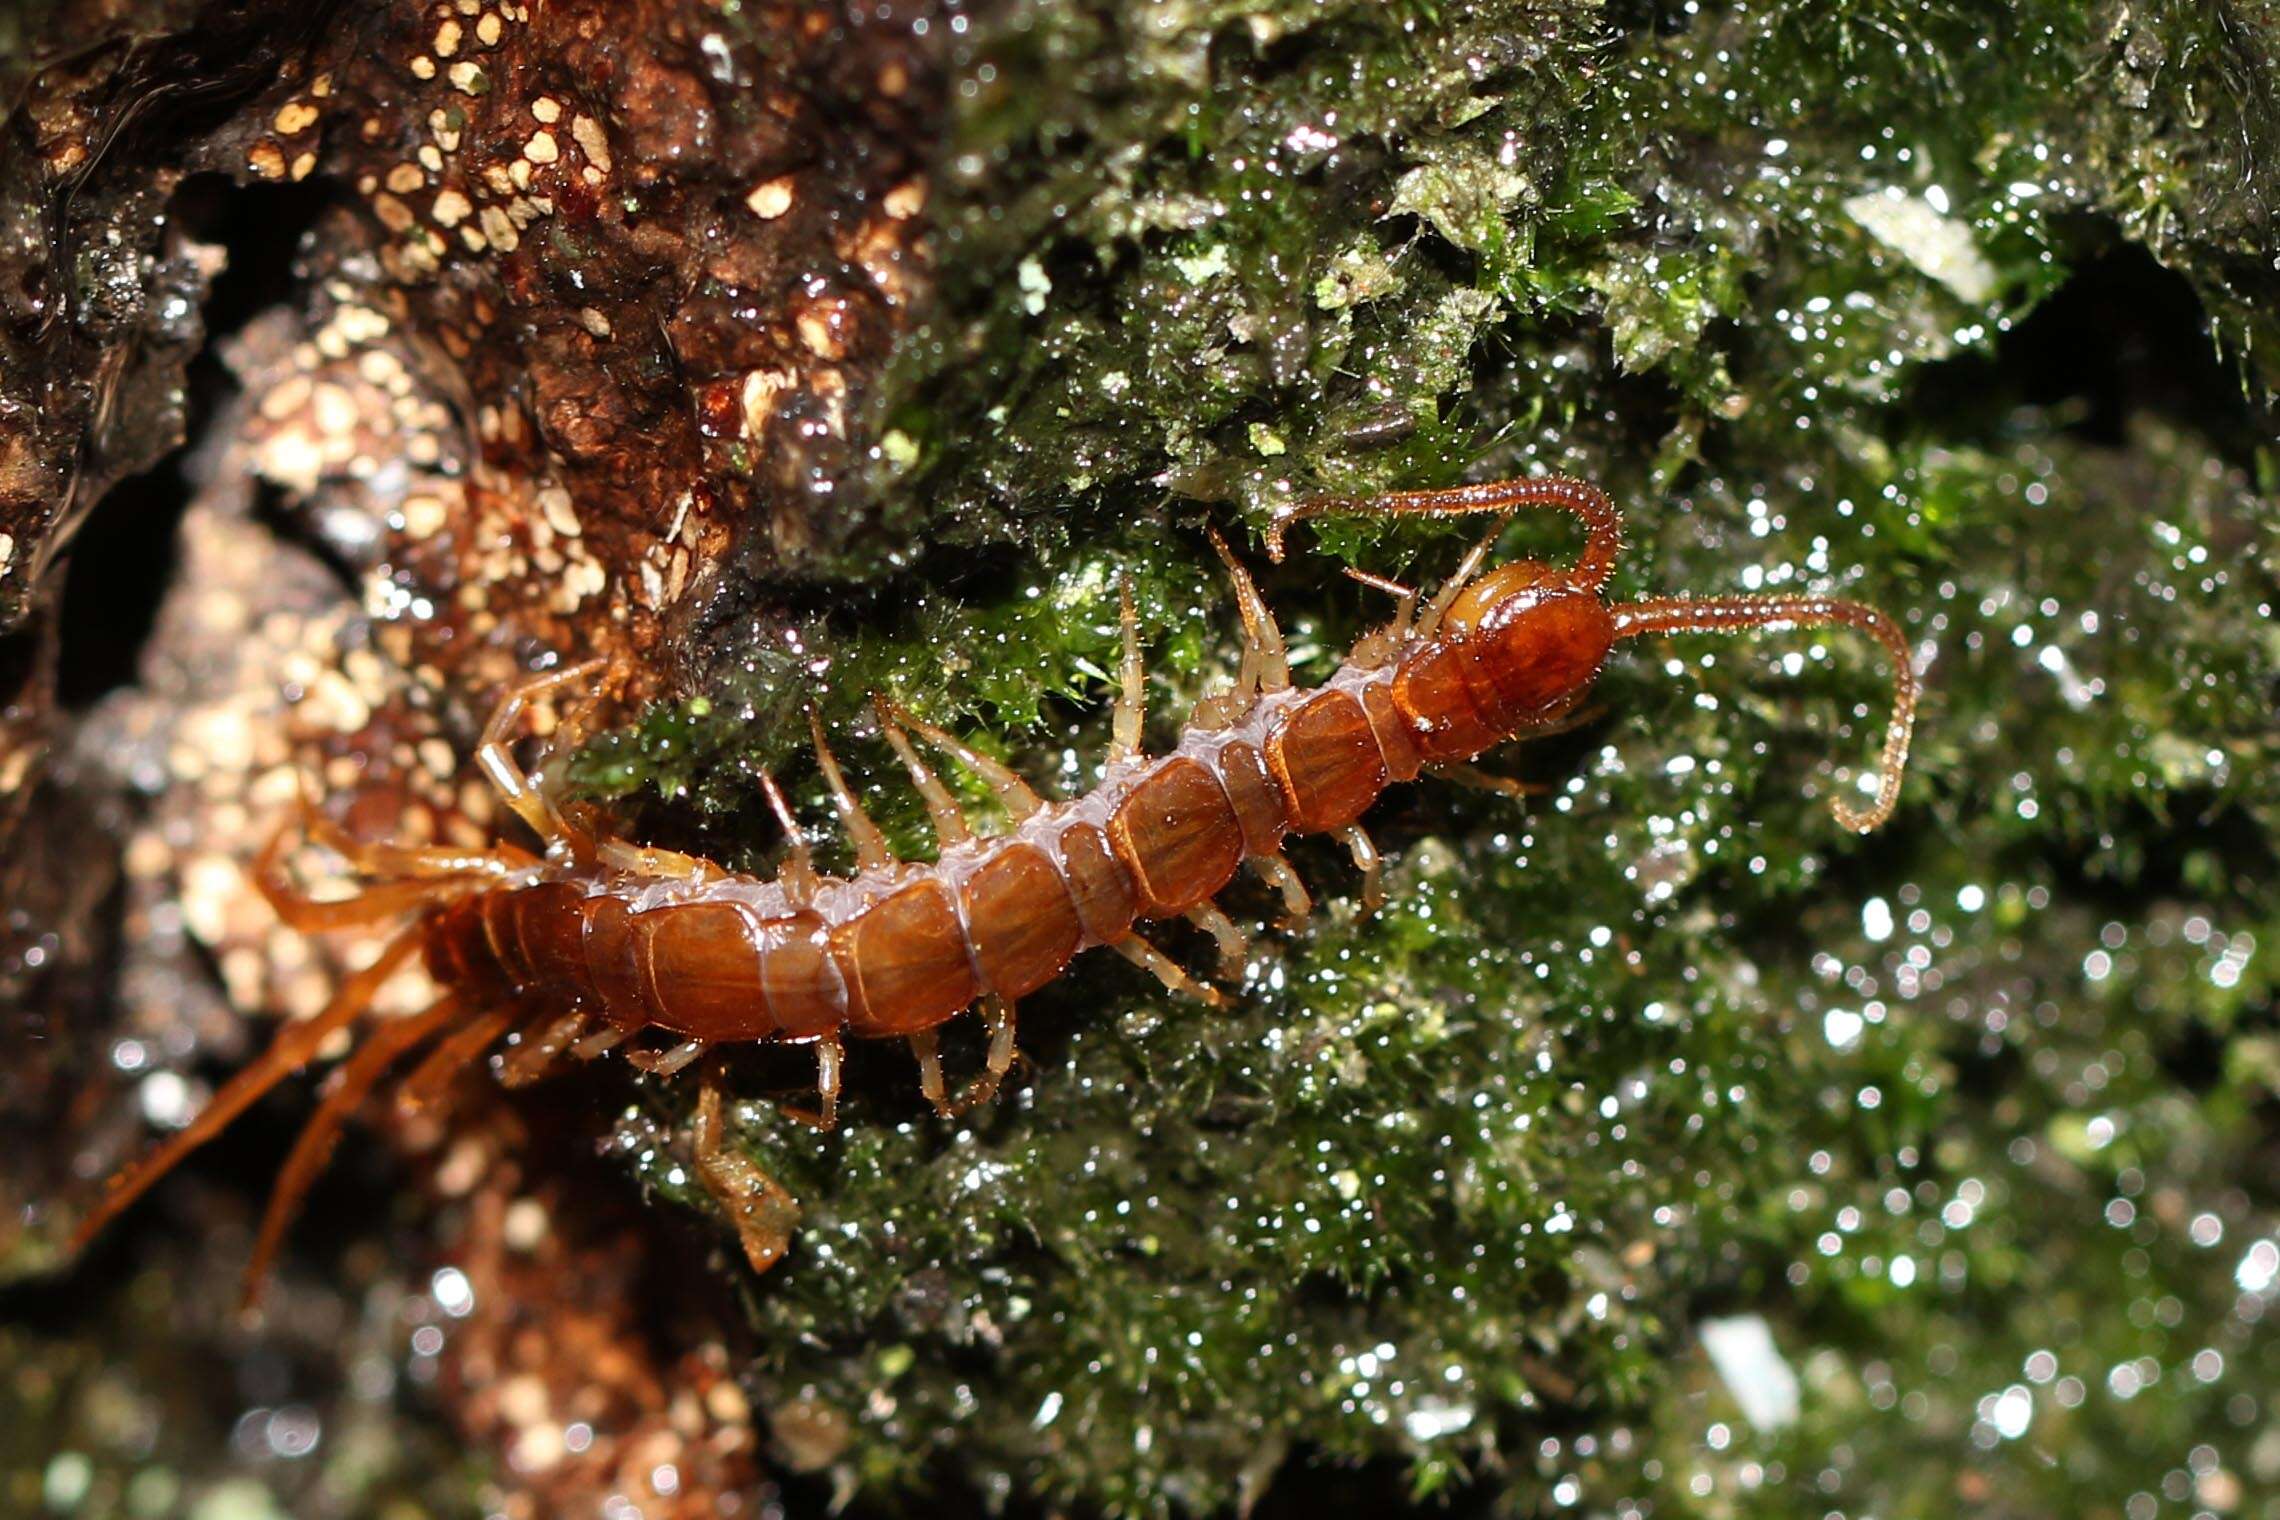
[569,1,2280,1513]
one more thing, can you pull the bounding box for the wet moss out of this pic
[566,1,2280,1513]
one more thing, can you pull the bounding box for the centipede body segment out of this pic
[69,476,1922,1300]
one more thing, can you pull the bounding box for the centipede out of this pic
[67,476,1921,1303]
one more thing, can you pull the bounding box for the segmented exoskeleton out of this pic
[71,477,1920,1298]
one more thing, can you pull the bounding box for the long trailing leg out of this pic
[395,1004,520,1114]
[253,822,498,933]
[69,928,427,1252]
[907,998,1019,1119]
[1266,475,1624,594]
[1612,592,1919,832]
[810,709,897,872]
[497,1008,592,1088]
[289,789,536,882]
[693,1075,802,1275]
[876,700,1045,823]
[474,657,610,847]
[241,995,464,1310]
[1108,933,1228,1007]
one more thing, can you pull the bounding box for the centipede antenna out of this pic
[1611,592,1919,833]
[808,709,897,872]
[1207,529,1292,696]
[874,695,975,849]
[242,996,462,1312]
[68,927,426,1256]
[878,700,1045,822]
[755,767,820,906]
[1413,515,1515,643]
[1269,475,1625,593]
[1110,574,1146,764]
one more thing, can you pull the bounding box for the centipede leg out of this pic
[596,839,721,882]
[68,928,427,1254]
[1208,529,1293,699]
[497,1009,591,1088]
[572,1024,629,1059]
[241,996,463,1311]
[875,696,974,849]
[912,1000,1020,1120]
[693,1077,801,1276]
[475,658,609,846]
[1339,825,1385,911]
[1251,852,1314,928]
[754,767,820,906]
[395,1004,519,1114]
[1428,762,1551,800]
[1109,575,1145,765]
[1186,902,1251,979]
[628,1037,709,1079]
[775,1036,843,1132]
[1108,933,1229,1008]
[1342,567,1420,668]
[810,710,897,872]
[880,700,1046,822]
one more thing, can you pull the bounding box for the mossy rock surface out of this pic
[561,1,2280,1514]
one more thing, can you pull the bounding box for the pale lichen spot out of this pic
[746,175,795,219]
[274,100,320,135]
[569,115,611,175]
[883,179,926,220]
[524,130,559,165]
[577,306,612,338]
[432,188,472,227]
[434,18,462,56]
[448,61,488,95]
[386,163,425,194]
[531,96,561,124]
[410,55,437,80]
[740,367,793,435]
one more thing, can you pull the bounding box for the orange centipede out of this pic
[68,476,1921,1300]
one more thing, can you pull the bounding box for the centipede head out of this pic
[1430,560,1618,740]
